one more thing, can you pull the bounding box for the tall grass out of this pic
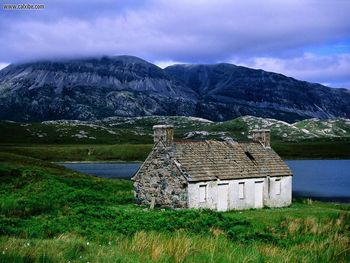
[1,217,349,263]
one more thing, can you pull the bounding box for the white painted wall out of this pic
[187,176,292,211]
[254,181,264,208]
[264,176,292,207]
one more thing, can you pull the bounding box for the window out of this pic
[239,182,245,199]
[199,185,207,202]
[275,178,281,195]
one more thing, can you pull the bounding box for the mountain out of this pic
[0,56,197,121]
[0,55,349,122]
[164,63,350,122]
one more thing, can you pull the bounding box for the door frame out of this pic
[217,183,229,211]
[254,181,264,208]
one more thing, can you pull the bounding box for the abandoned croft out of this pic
[132,125,292,211]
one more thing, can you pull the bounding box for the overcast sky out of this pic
[0,0,349,88]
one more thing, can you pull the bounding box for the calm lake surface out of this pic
[60,162,142,179]
[285,160,350,203]
[60,160,350,203]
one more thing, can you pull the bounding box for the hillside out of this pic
[1,115,349,145]
[1,56,350,122]
[1,116,349,161]
[0,152,349,262]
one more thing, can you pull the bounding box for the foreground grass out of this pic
[0,152,349,262]
[2,227,349,263]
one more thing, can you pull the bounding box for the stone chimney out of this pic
[252,129,270,148]
[153,125,174,147]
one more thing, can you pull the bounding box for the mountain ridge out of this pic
[164,63,350,121]
[0,55,349,122]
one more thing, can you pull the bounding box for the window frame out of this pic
[238,182,245,199]
[275,178,281,195]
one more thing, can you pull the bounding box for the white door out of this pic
[254,181,264,208]
[217,184,229,211]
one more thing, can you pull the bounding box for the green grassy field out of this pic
[1,139,349,163]
[0,152,349,262]
[1,115,350,161]
[272,140,350,159]
[0,144,152,162]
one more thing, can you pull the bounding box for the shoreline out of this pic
[55,160,143,164]
[54,158,350,163]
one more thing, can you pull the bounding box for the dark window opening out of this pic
[245,151,255,161]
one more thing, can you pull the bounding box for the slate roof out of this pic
[173,140,292,182]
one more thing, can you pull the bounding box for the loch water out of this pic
[286,160,350,203]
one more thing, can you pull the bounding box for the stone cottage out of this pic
[132,125,292,211]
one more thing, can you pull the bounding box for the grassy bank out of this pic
[0,144,152,162]
[272,140,350,159]
[0,152,349,262]
[1,140,349,162]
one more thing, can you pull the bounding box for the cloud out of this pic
[0,0,349,86]
[153,60,186,68]
[1,0,349,62]
[0,63,9,70]
[231,53,350,88]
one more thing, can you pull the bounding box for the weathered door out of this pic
[217,183,229,211]
[254,181,264,208]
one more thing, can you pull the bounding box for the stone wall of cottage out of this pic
[133,147,188,208]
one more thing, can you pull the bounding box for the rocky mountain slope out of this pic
[0,56,197,121]
[165,64,350,121]
[0,56,349,122]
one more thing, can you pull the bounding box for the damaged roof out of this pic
[173,140,292,182]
